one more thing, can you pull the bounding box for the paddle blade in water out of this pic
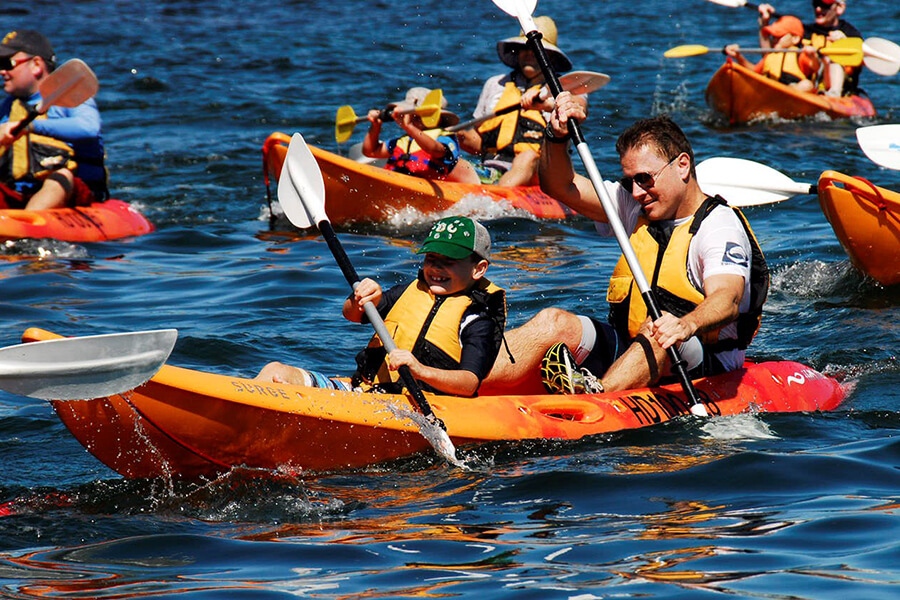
[697,157,814,206]
[278,132,327,229]
[664,45,711,58]
[37,59,99,111]
[0,329,177,400]
[856,125,900,171]
[335,105,358,144]
[862,37,900,76]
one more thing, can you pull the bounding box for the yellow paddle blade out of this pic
[821,37,863,67]
[335,105,358,144]
[664,45,711,58]
[416,89,443,129]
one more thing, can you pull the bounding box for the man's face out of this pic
[1,52,40,97]
[813,0,842,27]
[517,49,541,81]
[620,144,687,221]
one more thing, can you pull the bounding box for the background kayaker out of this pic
[455,16,587,188]
[362,87,480,184]
[256,216,507,398]
[757,0,862,97]
[482,104,769,397]
[0,30,107,210]
[725,15,821,94]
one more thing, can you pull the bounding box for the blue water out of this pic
[0,0,899,597]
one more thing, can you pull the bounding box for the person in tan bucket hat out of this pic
[457,16,586,188]
[362,87,480,183]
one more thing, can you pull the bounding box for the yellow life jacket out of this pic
[760,51,809,85]
[0,99,77,185]
[386,128,455,179]
[355,276,506,391]
[606,196,769,352]
[476,81,545,161]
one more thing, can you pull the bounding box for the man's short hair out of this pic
[615,115,696,177]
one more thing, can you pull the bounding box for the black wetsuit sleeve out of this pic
[458,309,503,382]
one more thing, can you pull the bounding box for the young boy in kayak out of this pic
[0,30,107,210]
[256,216,507,397]
[756,0,862,97]
[362,87,480,184]
[725,16,820,93]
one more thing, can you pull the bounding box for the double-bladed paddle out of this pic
[490,0,709,417]
[665,41,865,68]
[445,70,611,133]
[0,329,177,400]
[856,125,900,171]
[276,132,460,465]
[7,59,99,138]
[335,89,444,144]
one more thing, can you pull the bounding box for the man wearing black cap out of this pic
[0,30,107,210]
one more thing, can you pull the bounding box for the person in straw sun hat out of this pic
[362,86,480,183]
[456,16,586,188]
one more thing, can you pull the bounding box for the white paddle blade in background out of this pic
[856,125,900,171]
[704,0,752,7]
[559,71,611,95]
[0,329,177,400]
[491,0,538,32]
[277,132,327,229]
[697,157,814,207]
[862,38,900,77]
[38,59,99,111]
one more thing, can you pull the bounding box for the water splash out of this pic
[699,412,778,441]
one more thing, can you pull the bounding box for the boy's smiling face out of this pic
[422,253,487,295]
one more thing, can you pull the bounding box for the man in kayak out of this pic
[757,0,862,97]
[725,15,820,93]
[257,216,508,397]
[0,30,107,210]
[362,87,480,183]
[483,101,768,396]
[456,16,586,188]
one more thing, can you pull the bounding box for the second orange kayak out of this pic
[0,199,154,243]
[263,132,578,225]
[818,170,900,286]
[705,60,876,125]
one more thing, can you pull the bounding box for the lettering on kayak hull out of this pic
[620,389,721,425]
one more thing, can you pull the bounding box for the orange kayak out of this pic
[262,132,577,224]
[0,199,154,242]
[705,60,876,125]
[24,327,847,478]
[817,170,900,286]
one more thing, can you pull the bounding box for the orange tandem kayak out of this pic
[24,327,847,478]
[0,199,154,243]
[705,60,876,125]
[817,170,900,286]
[262,132,577,224]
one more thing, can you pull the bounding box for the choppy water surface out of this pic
[0,1,898,597]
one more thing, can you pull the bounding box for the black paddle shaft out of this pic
[317,219,447,429]
[524,30,706,412]
[9,106,40,138]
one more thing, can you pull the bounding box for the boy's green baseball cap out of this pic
[417,216,491,260]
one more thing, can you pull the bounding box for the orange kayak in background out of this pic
[0,199,154,243]
[24,327,847,478]
[818,170,900,286]
[262,132,577,224]
[705,60,876,125]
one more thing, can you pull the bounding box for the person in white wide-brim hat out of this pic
[362,87,480,183]
[456,16,586,188]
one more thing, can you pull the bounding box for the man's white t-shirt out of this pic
[595,181,753,370]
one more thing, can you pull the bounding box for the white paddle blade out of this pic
[560,71,611,95]
[38,59,99,111]
[704,0,750,7]
[277,132,327,229]
[862,38,900,77]
[0,330,177,400]
[697,157,814,207]
[856,125,900,171]
[491,0,538,32]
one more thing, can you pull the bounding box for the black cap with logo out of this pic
[0,30,56,70]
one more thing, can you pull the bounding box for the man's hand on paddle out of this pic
[547,91,587,138]
[647,313,697,350]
